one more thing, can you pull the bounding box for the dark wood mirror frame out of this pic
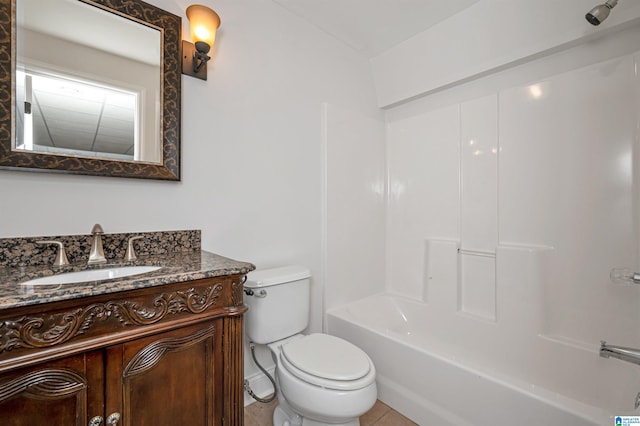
[0,0,182,180]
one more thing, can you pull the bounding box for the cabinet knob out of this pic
[88,416,103,426]
[106,412,121,425]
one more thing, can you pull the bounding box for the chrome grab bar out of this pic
[600,341,640,366]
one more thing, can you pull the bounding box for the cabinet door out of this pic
[106,321,222,426]
[0,351,104,426]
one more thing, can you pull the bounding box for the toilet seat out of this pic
[280,333,376,391]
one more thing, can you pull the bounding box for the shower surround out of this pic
[323,28,640,425]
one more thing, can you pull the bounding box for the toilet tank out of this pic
[244,266,311,344]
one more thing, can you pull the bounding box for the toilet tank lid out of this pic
[245,265,311,288]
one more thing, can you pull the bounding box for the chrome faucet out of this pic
[88,224,107,265]
[600,341,640,410]
[36,240,70,267]
[125,236,144,261]
[600,341,640,367]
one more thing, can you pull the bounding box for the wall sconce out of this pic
[182,4,221,80]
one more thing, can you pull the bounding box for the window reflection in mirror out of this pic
[16,0,162,164]
[16,69,140,161]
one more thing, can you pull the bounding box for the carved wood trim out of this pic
[223,317,244,425]
[231,279,244,307]
[0,368,87,402]
[0,284,223,354]
[176,284,223,314]
[123,325,215,378]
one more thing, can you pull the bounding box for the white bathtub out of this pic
[326,294,620,426]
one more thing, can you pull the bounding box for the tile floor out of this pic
[244,398,417,426]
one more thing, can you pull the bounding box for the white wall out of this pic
[384,23,640,414]
[0,0,379,384]
[372,0,640,108]
[323,103,386,313]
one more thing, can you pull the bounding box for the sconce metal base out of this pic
[182,40,208,80]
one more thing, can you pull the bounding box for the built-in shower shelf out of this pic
[458,248,496,258]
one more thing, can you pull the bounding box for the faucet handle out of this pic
[125,236,144,262]
[36,240,70,267]
[91,223,104,234]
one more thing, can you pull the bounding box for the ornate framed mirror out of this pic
[0,0,182,180]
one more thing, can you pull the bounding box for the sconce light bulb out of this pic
[194,27,212,43]
[186,5,220,48]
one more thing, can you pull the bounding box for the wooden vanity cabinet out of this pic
[108,322,222,426]
[0,350,103,426]
[0,274,247,426]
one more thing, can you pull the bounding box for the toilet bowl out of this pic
[269,333,377,425]
[244,266,378,426]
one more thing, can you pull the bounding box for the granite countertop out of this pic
[0,250,255,311]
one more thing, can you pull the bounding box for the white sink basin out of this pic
[20,266,162,286]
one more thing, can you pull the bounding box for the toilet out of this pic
[244,266,377,426]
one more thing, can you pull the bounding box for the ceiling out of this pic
[272,0,481,58]
[20,0,160,66]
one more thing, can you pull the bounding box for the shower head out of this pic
[586,0,619,26]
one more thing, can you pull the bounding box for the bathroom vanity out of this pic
[0,230,254,425]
